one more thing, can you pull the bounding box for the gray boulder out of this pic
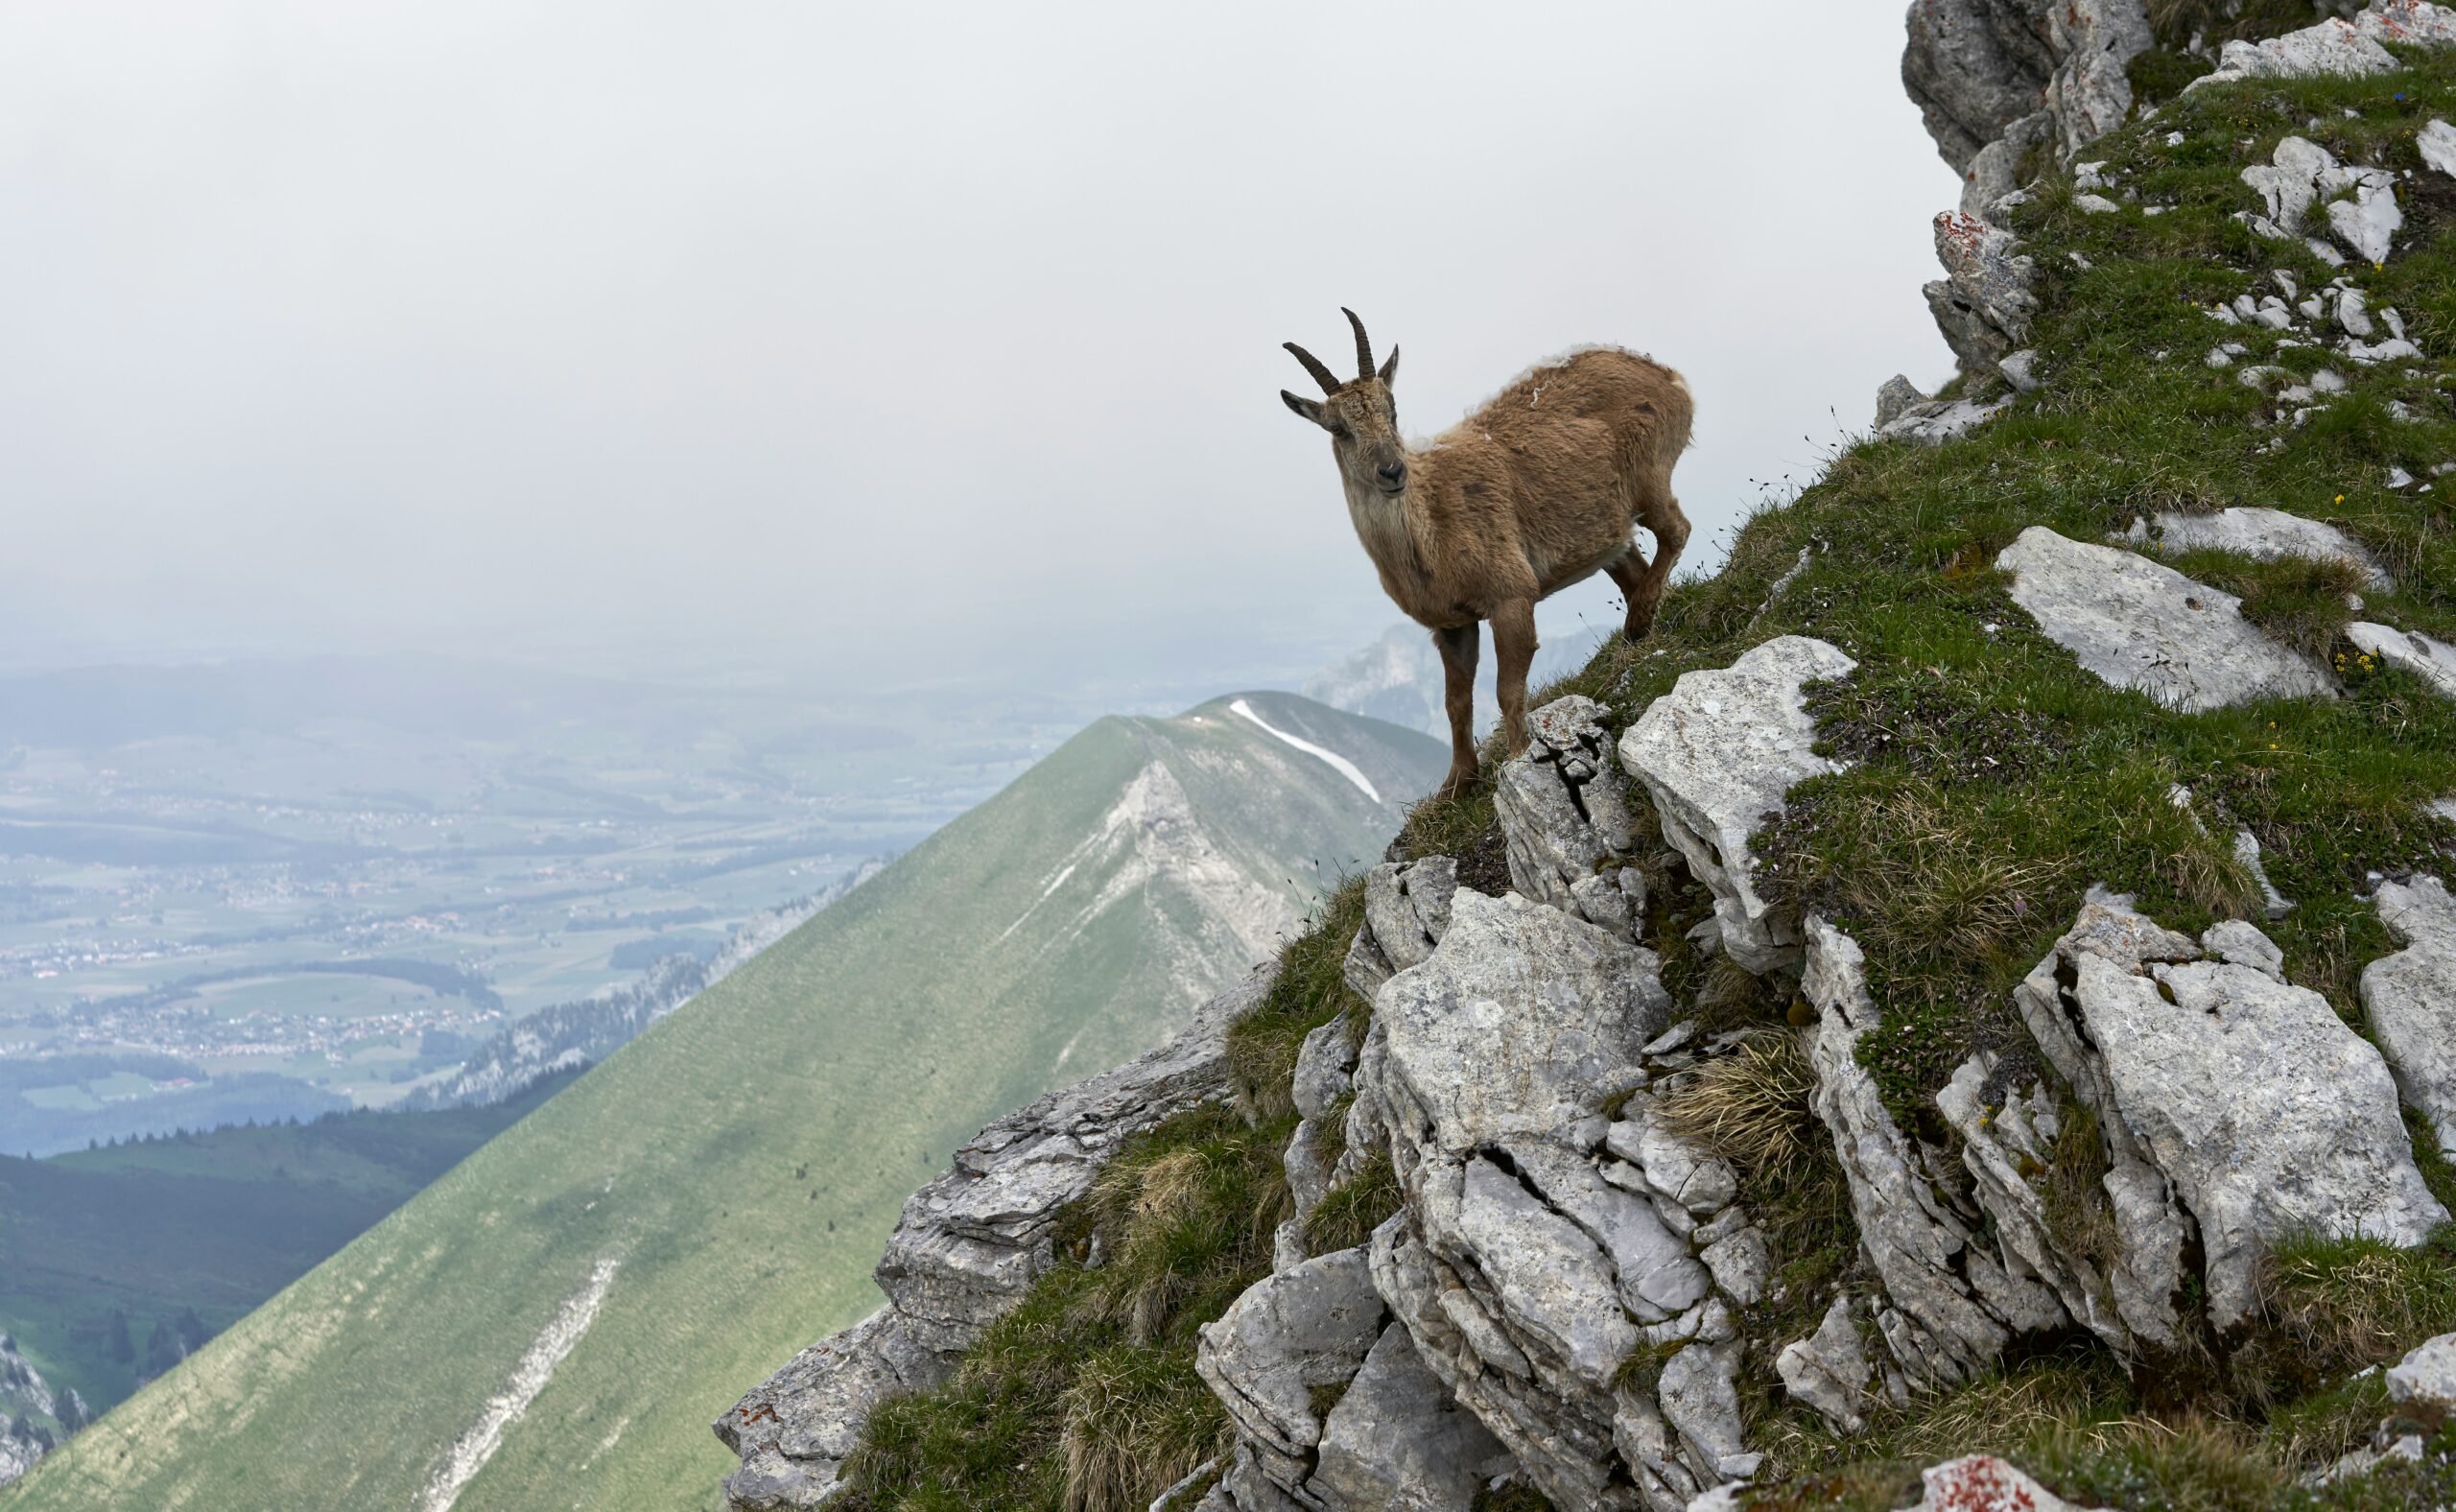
[715,972,1264,1508]
[1901,0,2150,175]
[1620,636,1857,975]
[1775,1296,1882,1435]
[1879,394,2011,446]
[1996,527,2336,711]
[2363,875,2456,1158]
[2124,507,2391,591]
[2190,14,2400,91]
[2348,622,2456,700]
[1802,918,2066,1389]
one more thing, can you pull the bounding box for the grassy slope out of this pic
[822,41,2456,1512]
[0,1070,575,1419]
[3,696,1440,1512]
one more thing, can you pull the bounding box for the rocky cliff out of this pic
[717,5,2456,1508]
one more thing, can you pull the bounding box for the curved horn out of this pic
[1341,307,1375,382]
[1284,342,1341,395]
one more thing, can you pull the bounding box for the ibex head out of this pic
[1280,309,1406,496]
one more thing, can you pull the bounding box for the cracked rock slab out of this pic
[1619,636,1857,974]
[1348,857,1457,1000]
[1996,526,2335,711]
[2363,875,2456,1158]
[2125,507,2391,591]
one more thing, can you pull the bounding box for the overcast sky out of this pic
[0,1,1957,695]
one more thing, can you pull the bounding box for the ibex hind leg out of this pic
[1608,499,1689,642]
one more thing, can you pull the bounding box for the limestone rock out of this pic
[1875,374,1931,428]
[2387,1332,2456,1429]
[2125,507,2391,591]
[1901,0,2151,173]
[1996,526,2336,711]
[1311,1326,1509,1512]
[2348,622,2456,699]
[2191,16,2400,91]
[2421,117,2456,177]
[1803,917,2066,1388]
[1925,212,2036,372]
[2365,0,2456,46]
[2027,901,2447,1330]
[1878,394,2012,446]
[1196,1246,1387,1479]
[1375,889,1667,1154]
[2363,875,2456,1157]
[1348,857,1458,1000]
[715,973,1263,1507]
[1495,697,1642,924]
[2239,135,2403,264]
[1620,636,1857,975]
[1776,1296,1879,1435]
[1657,1341,1749,1482]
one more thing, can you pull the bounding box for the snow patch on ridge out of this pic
[1231,697,1382,802]
[416,1256,620,1512]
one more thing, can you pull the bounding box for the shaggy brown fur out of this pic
[1281,310,1692,796]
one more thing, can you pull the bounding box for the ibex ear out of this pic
[1280,390,1330,428]
[1378,346,1400,388]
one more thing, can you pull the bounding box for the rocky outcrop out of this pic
[1925,211,2037,372]
[2188,4,2456,94]
[1194,1248,1511,1512]
[1902,0,2153,204]
[1793,890,2448,1407]
[2364,875,2456,1158]
[714,971,1266,1508]
[2018,897,2445,1333]
[1619,637,1857,975]
[1996,527,2336,711]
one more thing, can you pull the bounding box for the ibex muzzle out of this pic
[1280,309,1693,799]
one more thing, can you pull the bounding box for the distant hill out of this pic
[0,1071,577,1440]
[6,692,1444,1511]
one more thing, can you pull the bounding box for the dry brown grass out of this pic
[1653,1029,1822,1182]
[1056,1349,1221,1512]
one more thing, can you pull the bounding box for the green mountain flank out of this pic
[1,693,1440,1511]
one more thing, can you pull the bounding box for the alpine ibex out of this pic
[1280,310,1691,798]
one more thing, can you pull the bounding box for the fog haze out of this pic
[0,1,1957,692]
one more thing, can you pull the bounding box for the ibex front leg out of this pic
[1431,623,1480,799]
[1491,600,1539,759]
